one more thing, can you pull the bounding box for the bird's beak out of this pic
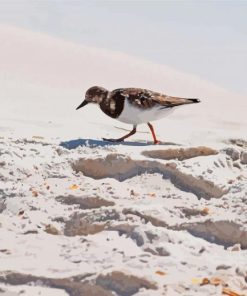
[76,100,88,110]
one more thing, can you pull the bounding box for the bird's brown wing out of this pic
[115,88,195,109]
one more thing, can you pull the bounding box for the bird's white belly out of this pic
[117,100,174,125]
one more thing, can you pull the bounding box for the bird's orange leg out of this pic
[147,122,160,144]
[103,125,137,142]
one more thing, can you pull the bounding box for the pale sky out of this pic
[0,0,247,95]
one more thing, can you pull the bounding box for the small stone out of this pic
[155,270,166,276]
[32,190,39,197]
[199,247,206,254]
[224,147,240,161]
[45,224,60,235]
[130,190,139,197]
[200,278,210,286]
[18,210,25,216]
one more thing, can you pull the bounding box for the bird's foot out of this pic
[154,140,161,145]
[102,138,124,143]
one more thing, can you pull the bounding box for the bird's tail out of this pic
[159,96,201,109]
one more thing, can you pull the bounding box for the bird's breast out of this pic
[99,96,125,119]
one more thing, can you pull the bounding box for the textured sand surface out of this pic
[0,26,247,296]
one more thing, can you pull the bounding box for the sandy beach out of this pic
[0,25,247,296]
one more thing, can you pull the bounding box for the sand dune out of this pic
[1,24,246,130]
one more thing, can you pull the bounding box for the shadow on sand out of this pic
[60,138,179,150]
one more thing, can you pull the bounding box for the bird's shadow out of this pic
[60,138,179,150]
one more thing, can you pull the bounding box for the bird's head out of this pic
[76,86,108,110]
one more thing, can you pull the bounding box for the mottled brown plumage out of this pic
[114,88,199,110]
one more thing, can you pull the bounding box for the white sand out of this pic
[0,25,247,296]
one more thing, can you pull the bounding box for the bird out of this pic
[76,86,200,144]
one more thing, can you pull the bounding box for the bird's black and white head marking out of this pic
[85,86,108,104]
[76,86,108,110]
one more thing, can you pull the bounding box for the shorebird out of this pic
[76,86,200,144]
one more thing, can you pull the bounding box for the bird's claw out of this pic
[154,140,161,145]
